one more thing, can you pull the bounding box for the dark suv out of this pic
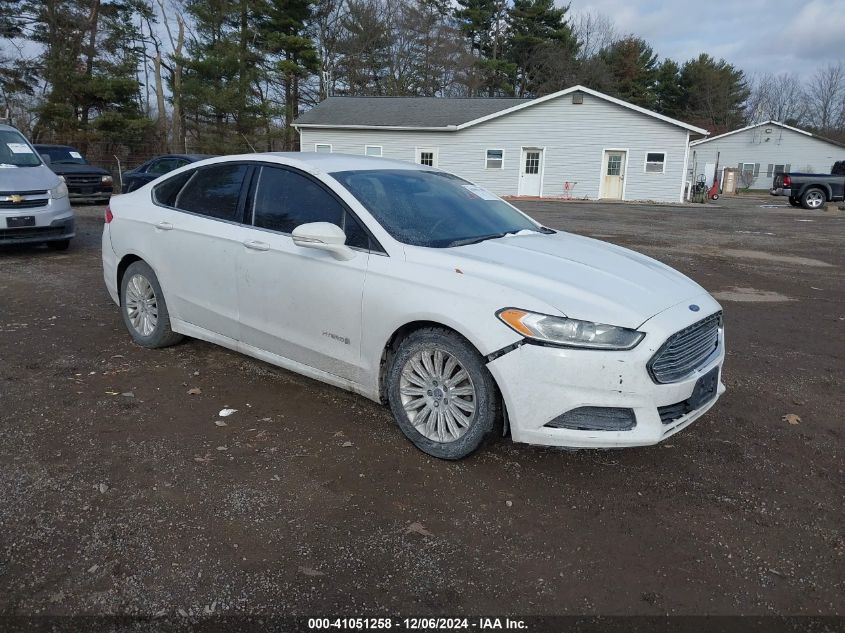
[34,144,113,204]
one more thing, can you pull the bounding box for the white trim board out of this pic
[690,120,818,146]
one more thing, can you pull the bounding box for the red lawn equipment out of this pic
[708,152,721,200]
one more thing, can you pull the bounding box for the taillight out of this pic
[104,206,113,223]
[783,175,791,187]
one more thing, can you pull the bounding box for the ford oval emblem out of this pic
[689,304,700,312]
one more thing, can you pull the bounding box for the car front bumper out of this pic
[487,295,726,449]
[0,198,75,245]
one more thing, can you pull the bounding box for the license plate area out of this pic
[7,215,35,228]
[689,366,719,410]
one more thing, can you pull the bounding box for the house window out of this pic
[606,155,622,176]
[645,152,665,173]
[315,144,332,153]
[741,162,756,175]
[416,147,437,167]
[365,145,382,157]
[486,149,504,169]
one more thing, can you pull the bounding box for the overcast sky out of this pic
[569,0,845,77]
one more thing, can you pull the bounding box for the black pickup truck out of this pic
[771,160,845,209]
[34,144,113,204]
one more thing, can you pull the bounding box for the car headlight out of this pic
[497,308,644,350]
[50,180,69,199]
[101,175,113,184]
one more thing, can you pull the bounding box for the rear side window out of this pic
[252,166,345,234]
[175,164,249,221]
[153,171,192,207]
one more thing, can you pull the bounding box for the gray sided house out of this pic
[690,121,845,191]
[293,86,707,203]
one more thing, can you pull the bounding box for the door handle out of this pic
[155,221,173,231]
[243,240,269,251]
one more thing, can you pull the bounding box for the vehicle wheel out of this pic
[387,328,500,460]
[788,196,801,207]
[46,239,70,251]
[710,193,720,200]
[801,188,826,210]
[120,260,183,348]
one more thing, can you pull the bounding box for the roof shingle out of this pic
[294,96,531,128]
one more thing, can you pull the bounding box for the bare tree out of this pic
[571,9,616,60]
[745,72,807,124]
[805,62,845,135]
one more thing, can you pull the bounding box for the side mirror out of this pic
[292,222,355,261]
[39,153,51,165]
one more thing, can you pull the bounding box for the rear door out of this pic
[151,162,253,342]
[236,165,372,381]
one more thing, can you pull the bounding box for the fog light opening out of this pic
[545,407,636,432]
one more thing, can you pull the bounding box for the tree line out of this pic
[1,0,843,160]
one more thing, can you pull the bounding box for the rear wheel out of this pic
[387,328,500,460]
[120,260,183,348]
[801,188,826,210]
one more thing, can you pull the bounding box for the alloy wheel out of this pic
[399,348,477,443]
[125,273,158,337]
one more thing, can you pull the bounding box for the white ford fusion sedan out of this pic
[102,153,725,460]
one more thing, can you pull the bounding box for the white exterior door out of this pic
[518,148,543,196]
[601,151,626,200]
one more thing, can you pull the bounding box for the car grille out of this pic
[648,312,721,384]
[65,175,102,186]
[0,191,49,209]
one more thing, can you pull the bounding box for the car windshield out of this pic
[0,130,42,167]
[39,147,88,165]
[331,169,544,248]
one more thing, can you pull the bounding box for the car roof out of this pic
[33,144,76,150]
[0,123,25,133]
[251,152,428,173]
[152,153,216,161]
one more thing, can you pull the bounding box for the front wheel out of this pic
[120,260,183,348]
[387,328,501,460]
[801,188,826,210]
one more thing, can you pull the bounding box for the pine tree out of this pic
[599,36,658,108]
[506,0,577,97]
[679,53,749,134]
[654,58,683,117]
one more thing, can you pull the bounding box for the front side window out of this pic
[486,149,504,169]
[252,166,345,234]
[174,163,249,221]
[332,169,542,248]
[645,152,665,173]
[0,131,42,167]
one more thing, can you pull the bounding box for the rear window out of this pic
[174,164,249,221]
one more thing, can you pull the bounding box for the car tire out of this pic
[387,327,500,460]
[788,196,801,207]
[46,239,70,251]
[801,188,826,210]
[120,260,183,349]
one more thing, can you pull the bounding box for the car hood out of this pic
[0,164,61,192]
[47,163,110,176]
[419,231,708,329]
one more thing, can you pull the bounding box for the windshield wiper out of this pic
[447,230,526,247]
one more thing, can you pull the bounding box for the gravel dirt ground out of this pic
[0,196,843,623]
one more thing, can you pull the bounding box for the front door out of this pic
[236,165,370,381]
[601,151,626,199]
[518,148,543,196]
